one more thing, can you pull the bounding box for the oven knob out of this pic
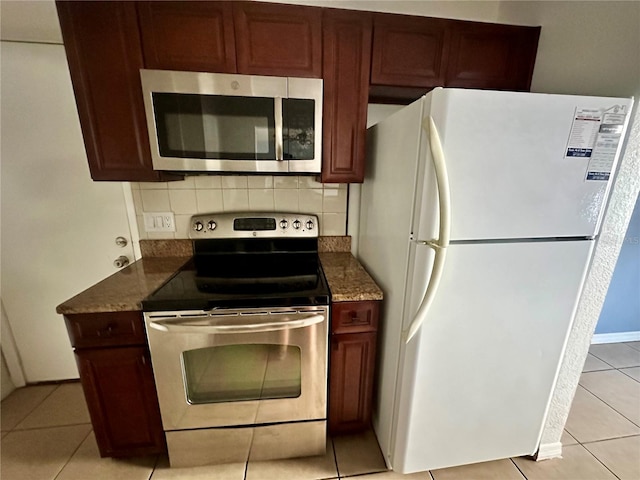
[279,219,288,229]
[306,220,314,230]
[292,219,302,230]
[193,221,204,232]
[207,220,217,231]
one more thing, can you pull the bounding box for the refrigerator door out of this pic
[359,98,428,459]
[391,239,594,473]
[415,89,633,242]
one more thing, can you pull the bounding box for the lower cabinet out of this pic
[328,301,380,434]
[64,311,166,457]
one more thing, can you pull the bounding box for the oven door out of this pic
[144,306,328,431]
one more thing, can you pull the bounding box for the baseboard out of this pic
[535,442,563,461]
[591,331,640,344]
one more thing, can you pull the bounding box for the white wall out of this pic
[260,0,502,22]
[498,1,640,99]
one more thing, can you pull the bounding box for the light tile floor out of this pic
[2,342,639,480]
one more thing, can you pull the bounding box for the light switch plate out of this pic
[143,212,175,232]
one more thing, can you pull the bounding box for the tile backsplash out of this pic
[132,175,348,239]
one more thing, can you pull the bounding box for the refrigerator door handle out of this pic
[405,117,451,343]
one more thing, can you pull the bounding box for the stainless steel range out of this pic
[142,212,330,467]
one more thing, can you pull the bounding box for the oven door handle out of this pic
[148,313,325,334]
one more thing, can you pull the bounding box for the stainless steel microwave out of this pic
[140,69,323,174]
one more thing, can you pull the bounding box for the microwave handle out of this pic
[275,97,284,161]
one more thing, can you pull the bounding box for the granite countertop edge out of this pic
[57,238,382,315]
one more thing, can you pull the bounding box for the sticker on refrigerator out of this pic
[565,108,602,158]
[565,105,628,181]
[585,104,628,181]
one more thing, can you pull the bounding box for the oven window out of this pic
[152,93,276,161]
[181,344,301,404]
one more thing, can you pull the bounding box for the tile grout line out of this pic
[509,457,528,480]
[10,421,93,433]
[586,351,618,369]
[3,384,61,433]
[580,440,623,480]
[51,427,92,480]
[578,369,640,429]
[148,453,163,480]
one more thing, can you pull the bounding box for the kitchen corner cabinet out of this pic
[321,10,372,184]
[369,13,449,103]
[329,301,380,434]
[446,21,540,91]
[64,311,166,457]
[56,1,177,182]
[369,17,540,104]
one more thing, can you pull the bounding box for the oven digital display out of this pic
[234,217,276,231]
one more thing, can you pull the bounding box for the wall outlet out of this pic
[143,212,176,232]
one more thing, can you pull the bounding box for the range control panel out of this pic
[189,212,319,239]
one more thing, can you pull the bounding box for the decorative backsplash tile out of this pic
[132,175,348,239]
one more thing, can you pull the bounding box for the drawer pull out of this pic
[346,311,368,325]
[97,324,115,337]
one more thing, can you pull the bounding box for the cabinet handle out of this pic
[141,355,147,366]
[96,324,115,337]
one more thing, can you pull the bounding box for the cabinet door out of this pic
[138,1,237,73]
[233,2,322,78]
[76,346,166,457]
[321,10,372,183]
[56,1,175,182]
[371,14,449,89]
[329,332,377,433]
[446,22,540,91]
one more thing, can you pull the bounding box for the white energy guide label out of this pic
[565,105,628,181]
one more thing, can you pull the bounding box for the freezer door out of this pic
[391,239,594,473]
[415,89,633,241]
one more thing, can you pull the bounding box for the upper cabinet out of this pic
[137,1,237,73]
[56,1,177,181]
[370,13,449,103]
[445,22,540,91]
[233,2,322,78]
[137,1,322,78]
[321,10,372,184]
[57,1,540,183]
[369,17,540,104]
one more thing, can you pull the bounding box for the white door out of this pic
[1,42,136,381]
[418,89,633,241]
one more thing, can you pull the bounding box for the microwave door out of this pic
[149,92,287,173]
[286,77,322,173]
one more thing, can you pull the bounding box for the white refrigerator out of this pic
[358,88,633,473]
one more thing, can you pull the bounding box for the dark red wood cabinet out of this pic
[56,1,177,182]
[56,1,540,183]
[137,1,237,73]
[64,311,166,457]
[321,10,372,184]
[370,13,450,103]
[329,301,380,433]
[233,2,322,78]
[446,21,540,91]
[369,17,540,104]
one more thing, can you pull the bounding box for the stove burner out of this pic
[142,213,330,312]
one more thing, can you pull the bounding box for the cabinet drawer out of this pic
[331,301,379,334]
[64,311,146,348]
